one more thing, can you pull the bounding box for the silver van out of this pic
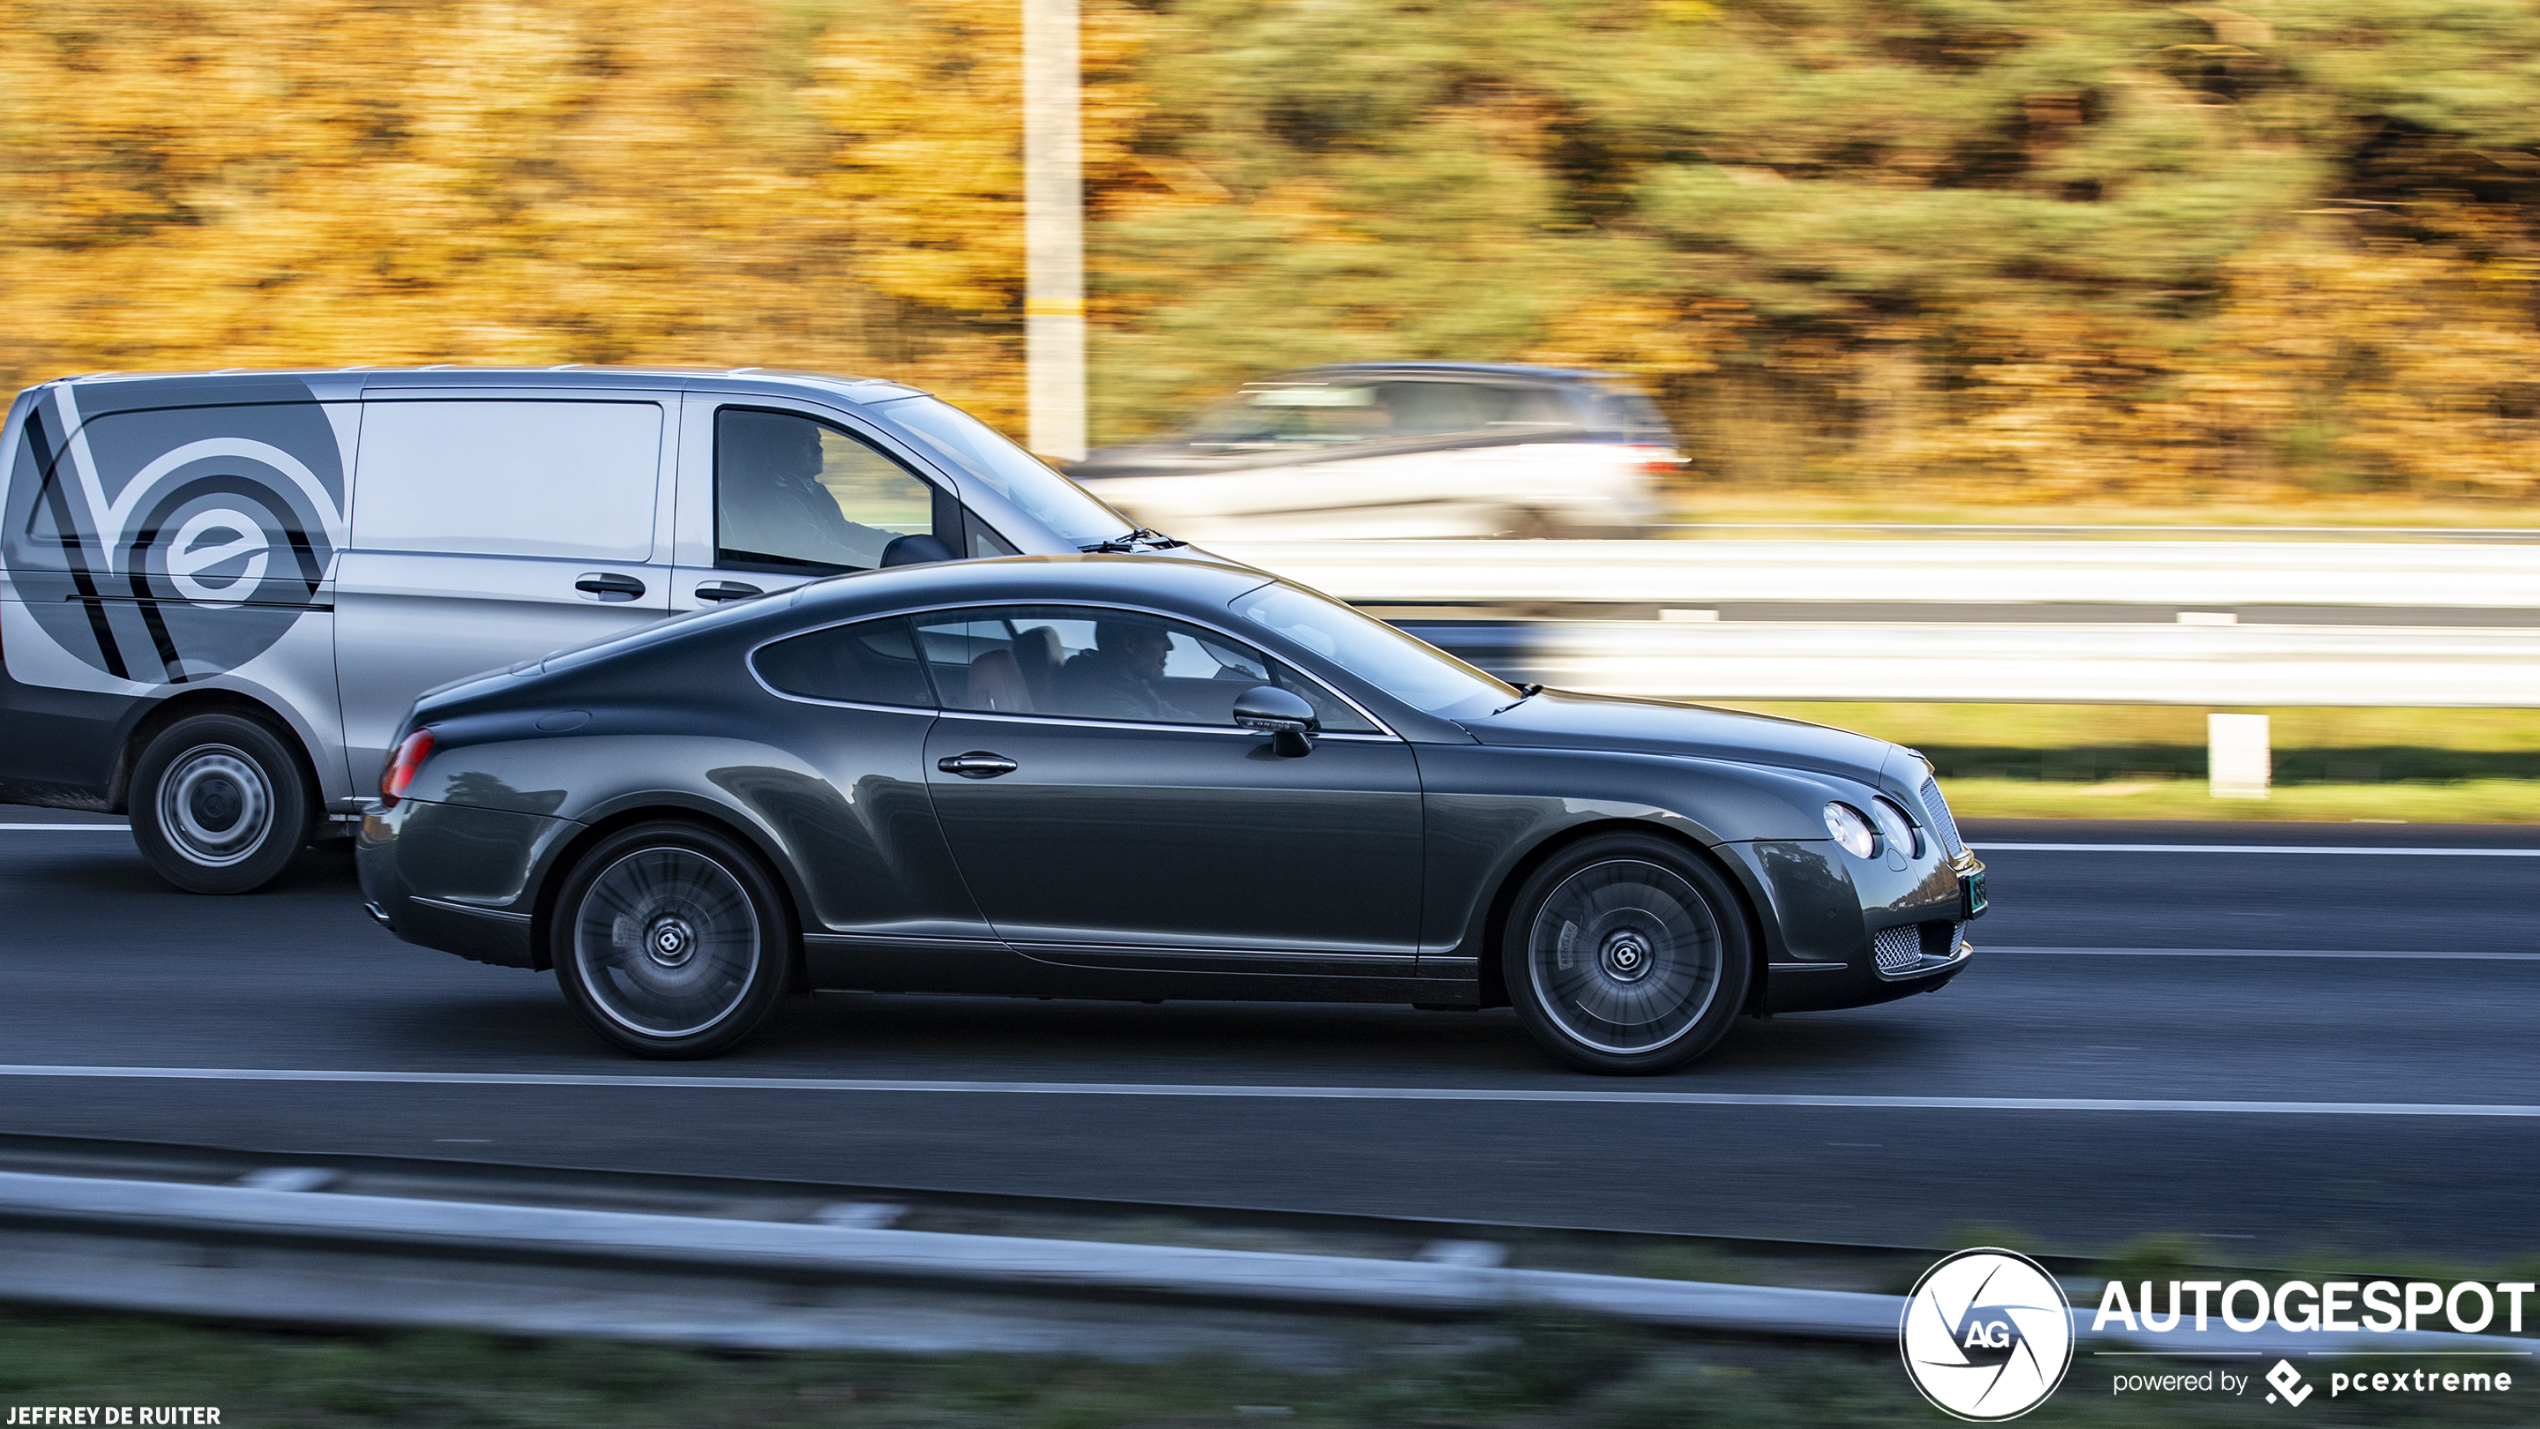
[0,366,1149,892]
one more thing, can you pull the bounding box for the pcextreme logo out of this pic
[1900,1248,2076,1421]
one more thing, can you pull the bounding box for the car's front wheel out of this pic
[129,713,313,894]
[551,822,792,1058]
[1503,834,1752,1075]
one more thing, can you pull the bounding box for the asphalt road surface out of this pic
[2,806,2533,1263]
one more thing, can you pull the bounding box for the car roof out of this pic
[789,553,1277,622]
[42,365,930,408]
[1268,361,1622,385]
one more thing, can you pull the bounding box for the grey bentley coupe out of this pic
[358,554,1984,1073]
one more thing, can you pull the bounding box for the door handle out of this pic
[937,752,1019,779]
[695,581,764,603]
[574,572,647,602]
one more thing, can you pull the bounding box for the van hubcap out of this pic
[159,748,273,867]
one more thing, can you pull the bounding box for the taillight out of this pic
[1623,444,1684,476]
[380,729,435,809]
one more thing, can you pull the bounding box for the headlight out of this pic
[1869,796,1922,858]
[1823,802,1877,859]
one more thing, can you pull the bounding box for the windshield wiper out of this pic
[1079,527,1187,554]
[1491,683,1544,715]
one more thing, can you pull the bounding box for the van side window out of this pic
[752,616,933,707]
[716,409,943,574]
[353,400,660,560]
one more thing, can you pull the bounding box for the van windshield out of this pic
[874,396,1132,547]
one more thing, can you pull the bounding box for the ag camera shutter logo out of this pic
[1900,1248,2075,1420]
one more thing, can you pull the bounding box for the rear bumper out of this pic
[357,799,578,971]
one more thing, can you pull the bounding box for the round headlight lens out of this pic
[1869,797,1921,858]
[1823,802,1877,859]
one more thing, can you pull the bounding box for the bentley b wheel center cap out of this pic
[645,915,698,967]
[1600,929,1654,982]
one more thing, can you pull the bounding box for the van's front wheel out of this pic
[130,714,313,894]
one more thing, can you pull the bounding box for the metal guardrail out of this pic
[1212,541,2540,706]
[1213,539,2540,610]
[3,1167,2533,1364]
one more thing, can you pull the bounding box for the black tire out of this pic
[550,821,792,1059]
[129,713,313,894]
[1502,833,1753,1075]
[1498,507,1567,540]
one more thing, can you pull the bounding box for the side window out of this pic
[716,408,942,574]
[354,400,661,559]
[752,615,933,707]
[911,605,1377,732]
[1373,381,1566,439]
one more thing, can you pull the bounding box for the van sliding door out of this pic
[333,394,675,789]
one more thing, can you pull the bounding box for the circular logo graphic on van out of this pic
[1899,1248,2074,1421]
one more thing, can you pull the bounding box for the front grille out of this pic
[1921,919,1964,959]
[1920,777,1966,858]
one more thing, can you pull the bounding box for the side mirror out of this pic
[881,533,955,568]
[1232,685,1318,758]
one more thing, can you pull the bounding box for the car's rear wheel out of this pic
[129,713,313,894]
[551,822,791,1058]
[1503,833,1752,1075]
[1497,506,1568,539]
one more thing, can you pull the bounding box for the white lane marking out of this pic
[1990,945,2540,960]
[0,1063,2532,1117]
[1974,842,2540,856]
[0,823,127,831]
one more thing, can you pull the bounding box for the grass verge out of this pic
[1662,491,2540,532]
[1940,778,2540,823]
[0,1304,2525,1428]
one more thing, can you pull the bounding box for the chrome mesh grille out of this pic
[1920,777,1966,858]
[1921,919,1965,959]
[1872,925,1922,973]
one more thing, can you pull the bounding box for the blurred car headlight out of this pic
[1823,802,1877,859]
[1869,796,1922,858]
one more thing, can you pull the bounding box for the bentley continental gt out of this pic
[358,555,1984,1073]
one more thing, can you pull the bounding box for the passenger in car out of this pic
[1058,622,1197,723]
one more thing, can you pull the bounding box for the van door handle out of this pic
[695,581,763,602]
[574,572,646,602]
[936,752,1019,779]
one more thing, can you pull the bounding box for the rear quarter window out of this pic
[752,615,934,707]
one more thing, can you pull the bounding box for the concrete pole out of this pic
[1023,0,1087,462]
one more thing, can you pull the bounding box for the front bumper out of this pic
[1731,837,1985,1015]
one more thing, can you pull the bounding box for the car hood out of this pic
[1454,691,1895,785]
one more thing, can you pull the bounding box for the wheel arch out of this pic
[527,801,812,992]
[1474,817,1773,1016]
[118,688,324,827]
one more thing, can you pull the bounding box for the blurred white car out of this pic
[1067,363,1679,540]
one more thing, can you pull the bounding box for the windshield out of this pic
[875,395,1132,546]
[1231,583,1515,718]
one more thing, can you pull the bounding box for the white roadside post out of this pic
[1023,0,1088,463]
[2209,713,2272,800]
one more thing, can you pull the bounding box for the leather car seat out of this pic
[1012,626,1064,706]
[966,648,1034,712]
